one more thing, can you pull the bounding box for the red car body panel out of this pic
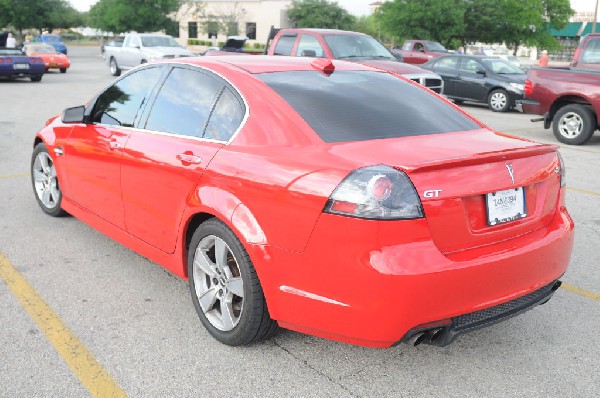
[26,49,70,71]
[34,56,574,347]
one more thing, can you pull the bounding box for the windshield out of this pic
[482,58,523,74]
[426,42,447,52]
[44,35,62,43]
[29,45,57,54]
[258,71,479,143]
[0,49,24,55]
[323,35,395,61]
[141,36,181,47]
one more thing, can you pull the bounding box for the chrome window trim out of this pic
[92,61,250,145]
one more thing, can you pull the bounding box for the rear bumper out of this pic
[252,205,574,348]
[397,280,562,346]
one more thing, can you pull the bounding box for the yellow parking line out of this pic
[561,282,600,303]
[0,173,29,180]
[0,252,127,398]
[567,187,600,197]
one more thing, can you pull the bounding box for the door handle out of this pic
[176,153,202,165]
[109,140,122,149]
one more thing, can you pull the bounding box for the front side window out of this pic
[258,71,479,143]
[129,36,141,48]
[273,35,297,55]
[296,34,325,57]
[144,67,223,137]
[204,88,245,141]
[459,59,485,73]
[91,67,163,127]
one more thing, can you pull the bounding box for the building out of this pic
[175,0,293,47]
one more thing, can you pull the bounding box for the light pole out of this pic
[594,0,599,34]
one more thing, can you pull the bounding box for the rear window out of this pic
[257,71,479,143]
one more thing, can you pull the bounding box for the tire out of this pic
[30,75,42,82]
[188,218,277,346]
[488,89,510,112]
[60,68,67,73]
[31,143,67,217]
[552,104,596,145]
[109,57,121,76]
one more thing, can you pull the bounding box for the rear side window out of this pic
[273,35,296,55]
[204,88,245,141]
[581,38,600,64]
[434,57,458,69]
[145,67,223,137]
[257,71,479,143]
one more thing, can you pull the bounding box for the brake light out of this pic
[524,80,533,96]
[5,57,12,63]
[0,59,3,64]
[324,165,424,220]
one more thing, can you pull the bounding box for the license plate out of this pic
[485,187,527,226]
[14,63,29,70]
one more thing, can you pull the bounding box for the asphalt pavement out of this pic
[0,46,599,397]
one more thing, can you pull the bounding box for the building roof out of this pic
[549,22,584,37]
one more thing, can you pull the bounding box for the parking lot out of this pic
[1,46,599,397]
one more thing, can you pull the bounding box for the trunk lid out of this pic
[328,129,561,253]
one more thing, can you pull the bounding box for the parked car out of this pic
[520,33,600,144]
[0,48,45,82]
[393,40,449,64]
[101,38,124,60]
[23,43,70,73]
[104,33,193,76]
[34,34,67,55]
[31,56,573,348]
[422,54,526,112]
[265,28,444,93]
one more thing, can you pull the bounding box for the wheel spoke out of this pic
[49,186,60,203]
[227,277,244,297]
[220,299,235,330]
[39,154,51,174]
[193,250,217,278]
[33,170,46,182]
[42,187,51,205]
[198,287,219,313]
[214,238,229,271]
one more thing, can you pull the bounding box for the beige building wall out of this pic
[175,0,293,46]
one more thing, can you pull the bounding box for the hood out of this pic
[357,59,437,76]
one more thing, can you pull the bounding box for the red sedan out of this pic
[24,43,70,73]
[31,56,574,348]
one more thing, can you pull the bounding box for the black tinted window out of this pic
[258,71,479,143]
[145,67,223,137]
[92,67,163,127]
[434,57,458,69]
[274,35,296,55]
[204,88,245,141]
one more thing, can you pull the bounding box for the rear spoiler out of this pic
[264,25,280,55]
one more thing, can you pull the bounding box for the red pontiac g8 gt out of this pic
[31,56,574,348]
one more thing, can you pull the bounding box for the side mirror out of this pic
[476,69,487,76]
[61,105,85,123]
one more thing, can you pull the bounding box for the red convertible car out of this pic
[31,56,574,348]
[24,43,70,73]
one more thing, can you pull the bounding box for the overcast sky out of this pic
[68,0,596,16]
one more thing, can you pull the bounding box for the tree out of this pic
[377,0,467,48]
[0,0,82,38]
[88,0,179,33]
[288,0,355,30]
[377,0,573,50]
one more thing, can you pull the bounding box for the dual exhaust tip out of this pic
[407,327,448,346]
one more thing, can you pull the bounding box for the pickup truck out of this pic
[265,28,444,94]
[521,33,600,145]
[392,40,448,65]
[105,33,193,76]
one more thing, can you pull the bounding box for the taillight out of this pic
[557,151,566,187]
[324,165,424,220]
[524,80,533,96]
[5,57,12,63]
